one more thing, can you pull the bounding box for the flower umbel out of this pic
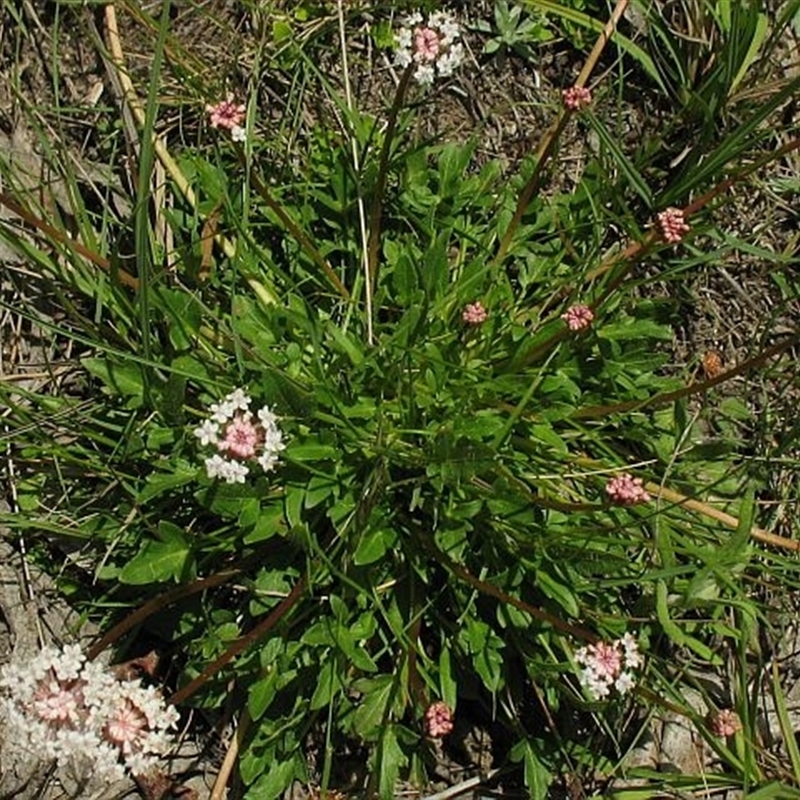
[206,95,246,134]
[574,635,642,700]
[395,11,464,86]
[194,388,285,483]
[708,708,742,737]
[561,304,594,331]
[424,701,454,738]
[562,85,592,111]
[462,301,488,326]
[606,473,650,506]
[0,645,178,781]
[656,207,690,243]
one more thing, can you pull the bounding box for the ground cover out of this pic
[1,0,800,797]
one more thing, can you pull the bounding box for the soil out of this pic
[1,0,799,798]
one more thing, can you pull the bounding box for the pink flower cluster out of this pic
[462,301,488,326]
[605,473,650,506]
[206,95,246,142]
[574,633,642,700]
[656,207,690,243]
[562,85,592,111]
[395,11,464,86]
[0,644,178,781]
[194,388,285,484]
[561,303,594,331]
[708,708,742,737]
[424,701,454,738]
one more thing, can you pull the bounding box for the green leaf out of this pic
[324,320,364,366]
[272,18,292,43]
[530,423,568,453]
[655,580,720,664]
[246,758,296,800]
[287,440,338,462]
[309,658,343,710]
[284,485,305,528]
[585,111,653,207]
[119,537,191,585]
[771,661,800,785]
[459,619,505,693]
[82,357,146,403]
[535,570,579,617]
[598,319,672,341]
[524,740,552,800]
[354,528,397,566]
[137,462,197,503]
[170,353,209,382]
[248,670,278,721]
[377,725,407,800]
[159,288,202,350]
[439,647,457,709]
[351,674,395,739]
[243,504,287,544]
[305,475,338,509]
[421,230,450,299]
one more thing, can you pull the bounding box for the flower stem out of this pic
[246,166,350,300]
[493,0,630,266]
[573,333,799,420]
[87,562,252,660]
[365,66,414,313]
[169,576,306,705]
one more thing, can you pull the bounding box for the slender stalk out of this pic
[169,577,306,705]
[0,191,138,288]
[87,563,250,660]
[337,0,372,343]
[134,0,171,398]
[650,483,800,552]
[419,535,598,643]
[493,0,630,265]
[246,167,350,301]
[211,708,250,799]
[366,66,413,300]
[103,5,228,253]
[572,333,799,419]
[506,133,800,373]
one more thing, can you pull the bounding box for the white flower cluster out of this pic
[574,633,642,700]
[193,388,285,484]
[0,644,179,781]
[395,10,464,86]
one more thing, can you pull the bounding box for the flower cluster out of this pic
[462,301,488,326]
[424,701,454,738]
[194,388,285,484]
[0,644,178,781]
[701,350,723,379]
[606,473,650,506]
[574,634,642,700]
[561,303,594,331]
[656,207,690,243]
[206,95,246,142]
[395,11,464,86]
[562,85,592,111]
[708,708,742,737]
